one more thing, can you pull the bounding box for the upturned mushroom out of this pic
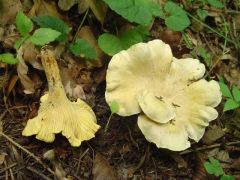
[105,40,222,151]
[22,47,100,146]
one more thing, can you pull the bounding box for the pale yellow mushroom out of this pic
[22,47,100,146]
[105,40,222,151]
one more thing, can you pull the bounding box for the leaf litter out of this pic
[0,0,240,179]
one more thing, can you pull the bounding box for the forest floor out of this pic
[0,0,240,179]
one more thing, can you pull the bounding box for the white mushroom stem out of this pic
[41,48,66,96]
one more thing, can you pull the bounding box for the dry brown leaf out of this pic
[44,149,68,180]
[6,75,18,97]
[78,0,89,14]
[77,26,104,68]
[0,120,2,133]
[87,0,107,25]
[58,0,107,24]
[0,0,22,26]
[202,125,225,145]
[60,67,86,100]
[170,153,188,168]
[29,0,63,18]
[92,153,118,180]
[231,158,240,170]
[58,0,77,11]
[0,153,7,165]
[17,47,36,94]
[2,25,19,49]
[22,41,42,70]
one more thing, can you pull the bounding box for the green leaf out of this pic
[120,29,143,49]
[232,86,240,102]
[110,101,119,114]
[98,33,123,56]
[164,2,191,31]
[197,9,208,21]
[30,28,61,46]
[220,175,235,180]
[102,0,163,25]
[69,39,97,60]
[204,157,224,177]
[32,16,71,42]
[219,82,233,98]
[98,28,144,56]
[0,53,18,64]
[198,47,212,66]
[207,0,224,8]
[223,98,240,112]
[14,35,30,50]
[16,11,33,36]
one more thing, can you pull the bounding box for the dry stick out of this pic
[187,13,239,48]
[26,167,52,180]
[180,141,240,155]
[0,132,55,175]
[72,8,89,43]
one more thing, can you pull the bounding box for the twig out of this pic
[180,141,240,155]
[0,132,55,175]
[72,8,89,42]
[187,13,239,48]
[26,166,51,180]
[0,163,17,174]
[75,148,89,176]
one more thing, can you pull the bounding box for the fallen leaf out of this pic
[202,125,225,145]
[170,153,188,168]
[29,0,63,18]
[92,153,118,180]
[58,0,77,11]
[86,0,107,25]
[2,25,19,49]
[78,0,89,14]
[44,149,68,180]
[231,158,240,170]
[22,41,42,70]
[16,46,36,94]
[6,75,18,97]
[0,120,2,133]
[0,153,7,165]
[60,67,86,100]
[0,0,22,26]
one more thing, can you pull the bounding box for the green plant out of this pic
[204,157,235,179]
[104,101,119,132]
[0,53,18,64]
[219,81,240,111]
[98,26,149,56]
[15,12,61,49]
[102,0,163,25]
[163,1,191,31]
[69,39,97,60]
[198,47,212,67]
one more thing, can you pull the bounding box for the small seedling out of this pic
[104,101,119,132]
[0,53,18,65]
[204,157,235,179]
[15,12,61,49]
[219,81,240,111]
[69,39,97,60]
[198,47,212,67]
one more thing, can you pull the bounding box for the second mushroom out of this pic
[105,40,222,151]
[22,47,100,146]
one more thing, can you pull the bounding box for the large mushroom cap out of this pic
[105,40,222,151]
